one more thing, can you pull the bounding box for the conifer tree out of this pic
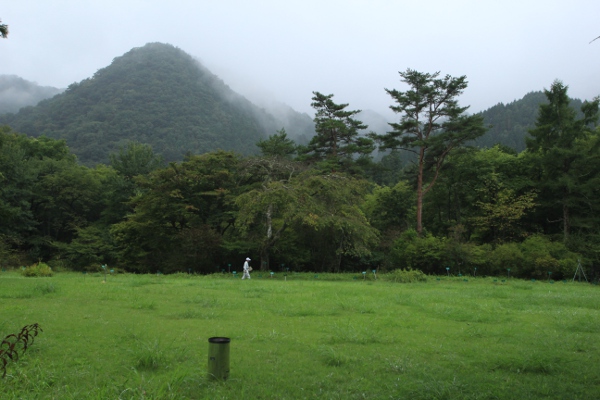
[373,69,486,235]
[526,80,599,242]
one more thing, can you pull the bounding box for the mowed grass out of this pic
[1,272,599,399]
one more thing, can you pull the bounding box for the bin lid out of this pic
[208,337,231,343]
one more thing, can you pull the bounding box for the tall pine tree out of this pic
[526,80,599,242]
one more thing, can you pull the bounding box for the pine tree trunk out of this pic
[416,147,425,236]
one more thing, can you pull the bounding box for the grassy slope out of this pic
[1,272,599,399]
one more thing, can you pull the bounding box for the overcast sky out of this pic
[2,1,599,118]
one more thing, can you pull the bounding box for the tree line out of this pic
[1,70,599,280]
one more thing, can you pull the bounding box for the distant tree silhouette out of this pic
[0,19,8,38]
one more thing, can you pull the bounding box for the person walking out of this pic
[242,257,252,280]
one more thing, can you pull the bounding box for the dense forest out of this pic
[1,70,599,281]
[3,42,589,167]
[474,91,585,151]
[0,43,315,165]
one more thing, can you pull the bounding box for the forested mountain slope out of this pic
[0,75,63,114]
[0,43,314,164]
[475,91,585,151]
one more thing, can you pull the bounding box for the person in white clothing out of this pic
[242,257,251,279]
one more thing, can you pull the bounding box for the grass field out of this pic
[1,271,599,399]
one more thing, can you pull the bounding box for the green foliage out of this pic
[374,69,487,234]
[0,43,312,164]
[518,234,578,279]
[389,229,449,274]
[21,262,53,277]
[525,81,600,242]
[381,268,427,283]
[363,181,415,233]
[111,150,240,273]
[484,242,524,277]
[109,141,164,179]
[299,92,375,174]
[256,128,297,158]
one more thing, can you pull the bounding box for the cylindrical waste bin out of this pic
[207,337,230,380]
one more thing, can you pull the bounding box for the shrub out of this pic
[381,269,427,283]
[389,230,449,274]
[519,235,578,279]
[487,242,524,276]
[21,262,54,277]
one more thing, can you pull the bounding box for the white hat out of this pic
[246,257,251,261]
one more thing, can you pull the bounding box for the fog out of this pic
[2,1,599,118]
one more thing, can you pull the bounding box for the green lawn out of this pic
[1,271,599,399]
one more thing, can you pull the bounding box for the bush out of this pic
[389,230,449,274]
[381,269,427,283]
[487,242,524,276]
[22,262,54,277]
[519,235,578,279]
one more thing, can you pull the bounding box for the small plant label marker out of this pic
[446,267,450,277]
[507,268,511,279]
[473,267,477,277]
[372,269,377,280]
[362,271,366,280]
[101,264,107,282]
[270,271,274,278]
[232,271,237,278]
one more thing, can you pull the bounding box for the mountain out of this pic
[475,91,585,152]
[0,75,63,114]
[357,109,391,136]
[0,43,314,165]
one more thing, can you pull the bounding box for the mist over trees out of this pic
[1,42,599,280]
[0,43,314,165]
[0,75,63,114]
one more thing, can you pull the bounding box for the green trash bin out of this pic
[208,337,230,380]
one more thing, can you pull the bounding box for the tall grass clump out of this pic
[21,262,53,277]
[381,268,427,283]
